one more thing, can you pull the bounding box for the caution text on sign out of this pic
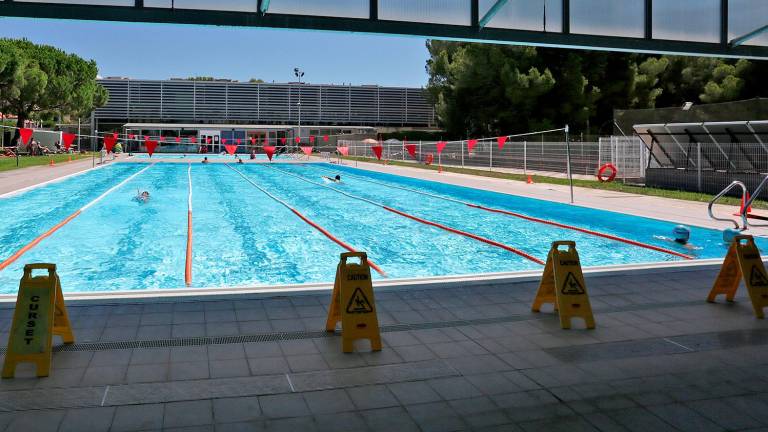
[532,241,596,329]
[325,252,382,353]
[2,264,74,378]
[708,235,768,319]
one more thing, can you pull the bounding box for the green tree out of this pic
[249,78,265,83]
[0,38,107,135]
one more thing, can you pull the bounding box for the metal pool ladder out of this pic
[709,176,768,230]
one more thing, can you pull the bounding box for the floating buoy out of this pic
[723,228,741,244]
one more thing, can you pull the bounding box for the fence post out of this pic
[697,142,702,192]
[524,140,527,175]
[461,140,465,168]
[489,140,493,172]
[565,125,574,204]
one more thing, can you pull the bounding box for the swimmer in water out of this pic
[654,225,700,251]
[202,157,209,164]
[237,157,244,164]
[134,189,150,203]
[321,175,342,183]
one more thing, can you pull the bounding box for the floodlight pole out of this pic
[565,124,574,204]
[294,68,304,151]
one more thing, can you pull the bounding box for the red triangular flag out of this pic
[61,133,76,151]
[467,139,478,153]
[190,136,197,144]
[112,133,119,139]
[250,138,256,145]
[280,137,287,145]
[294,137,301,144]
[145,140,158,157]
[128,134,136,140]
[323,135,329,142]
[336,146,349,156]
[497,136,507,150]
[222,138,228,144]
[372,145,383,160]
[236,138,241,145]
[405,144,417,159]
[18,128,33,146]
[263,146,276,161]
[309,136,315,144]
[103,135,117,153]
[436,141,447,155]
[224,144,237,155]
[301,146,313,156]
[175,136,182,143]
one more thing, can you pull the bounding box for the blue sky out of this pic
[0,17,431,87]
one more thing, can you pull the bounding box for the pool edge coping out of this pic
[0,258,732,306]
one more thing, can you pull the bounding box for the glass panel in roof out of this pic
[570,0,644,38]
[268,0,369,19]
[653,0,720,43]
[729,0,768,47]
[379,0,471,26]
[478,0,562,32]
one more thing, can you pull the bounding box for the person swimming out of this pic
[201,157,209,164]
[237,157,244,164]
[654,225,700,251]
[322,175,342,183]
[134,190,150,203]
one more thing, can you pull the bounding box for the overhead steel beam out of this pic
[731,24,768,47]
[1,2,768,59]
[478,0,509,28]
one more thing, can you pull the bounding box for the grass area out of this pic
[343,156,768,210]
[0,153,97,172]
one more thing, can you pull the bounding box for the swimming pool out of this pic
[0,162,758,293]
[131,153,279,160]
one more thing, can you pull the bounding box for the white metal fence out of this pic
[333,136,647,181]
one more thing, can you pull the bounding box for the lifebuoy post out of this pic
[325,252,382,353]
[708,235,768,318]
[2,264,74,378]
[532,241,596,329]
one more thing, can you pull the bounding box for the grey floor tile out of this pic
[111,403,164,432]
[347,385,400,410]
[213,396,262,423]
[5,410,64,432]
[427,376,483,400]
[210,359,250,379]
[259,393,311,418]
[164,399,214,428]
[303,389,356,415]
[648,403,724,432]
[388,381,442,405]
[361,406,420,432]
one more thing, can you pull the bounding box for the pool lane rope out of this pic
[0,163,156,272]
[185,163,193,287]
[224,164,387,277]
[266,165,545,266]
[311,166,694,261]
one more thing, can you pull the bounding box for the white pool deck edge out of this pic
[0,257,739,305]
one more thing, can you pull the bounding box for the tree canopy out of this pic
[0,38,107,132]
[426,41,768,138]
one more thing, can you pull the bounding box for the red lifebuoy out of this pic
[597,163,618,182]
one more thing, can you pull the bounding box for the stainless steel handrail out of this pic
[709,181,748,230]
[743,175,768,228]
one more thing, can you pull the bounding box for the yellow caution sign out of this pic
[325,252,382,353]
[532,241,596,329]
[2,264,74,378]
[708,235,768,319]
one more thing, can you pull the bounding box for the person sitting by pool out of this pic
[134,190,150,203]
[654,225,699,251]
[322,175,342,183]
[202,157,209,164]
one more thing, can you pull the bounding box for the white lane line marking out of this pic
[286,374,296,392]
[664,338,693,352]
[101,385,110,406]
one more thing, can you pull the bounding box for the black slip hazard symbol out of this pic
[561,272,586,295]
[346,288,374,314]
[749,265,768,287]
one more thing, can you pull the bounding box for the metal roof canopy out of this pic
[122,123,376,130]
[1,0,767,59]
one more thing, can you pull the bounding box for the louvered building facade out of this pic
[94,78,436,130]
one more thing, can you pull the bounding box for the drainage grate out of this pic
[0,298,707,354]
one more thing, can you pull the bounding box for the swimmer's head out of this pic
[335,175,341,181]
[672,225,690,244]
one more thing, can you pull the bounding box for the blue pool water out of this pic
[0,162,759,293]
[131,153,277,160]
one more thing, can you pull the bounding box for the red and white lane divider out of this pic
[0,164,155,272]
[185,163,193,286]
[313,166,694,261]
[267,165,545,265]
[225,164,387,277]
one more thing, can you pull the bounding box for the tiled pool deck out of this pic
[1,158,768,431]
[0,266,767,431]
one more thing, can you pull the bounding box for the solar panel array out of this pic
[95,79,435,127]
